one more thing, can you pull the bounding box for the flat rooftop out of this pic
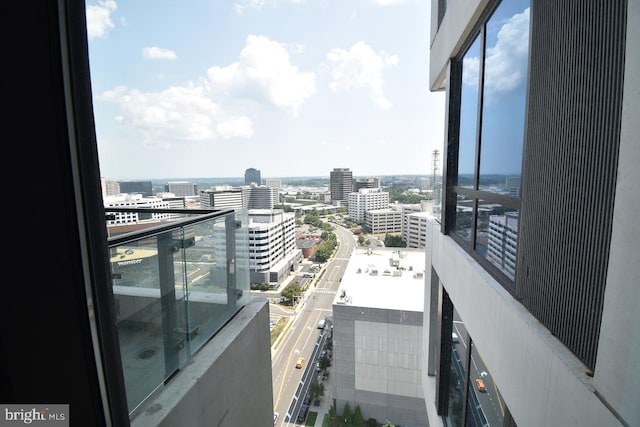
[334,247,426,312]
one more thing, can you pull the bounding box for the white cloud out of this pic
[86,0,117,40]
[483,8,530,93]
[325,41,398,109]
[206,35,317,116]
[97,83,253,148]
[142,46,178,60]
[462,8,530,98]
[234,0,306,14]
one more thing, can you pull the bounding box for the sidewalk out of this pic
[313,365,333,427]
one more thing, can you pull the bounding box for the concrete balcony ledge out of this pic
[131,298,274,427]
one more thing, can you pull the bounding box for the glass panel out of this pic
[478,0,530,193]
[453,193,473,243]
[111,230,186,414]
[446,308,468,426]
[458,36,482,182]
[465,342,508,426]
[109,210,250,414]
[475,201,519,280]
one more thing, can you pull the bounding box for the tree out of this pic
[353,406,365,427]
[280,283,302,305]
[343,402,353,426]
[357,235,365,245]
[309,380,325,404]
[384,233,406,248]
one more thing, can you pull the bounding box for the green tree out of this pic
[309,380,325,404]
[382,422,395,427]
[343,402,353,426]
[357,235,365,245]
[280,283,302,305]
[353,406,365,427]
[384,233,406,248]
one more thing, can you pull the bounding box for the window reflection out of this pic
[446,308,467,427]
[453,194,473,243]
[466,342,507,426]
[478,1,530,193]
[458,36,481,179]
[475,201,519,280]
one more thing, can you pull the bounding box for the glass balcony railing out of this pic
[106,208,250,416]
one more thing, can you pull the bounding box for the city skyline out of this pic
[86,0,446,180]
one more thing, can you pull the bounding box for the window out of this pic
[447,0,530,290]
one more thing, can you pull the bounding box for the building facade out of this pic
[199,187,244,210]
[247,209,302,286]
[348,188,390,222]
[118,180,153,197]
[422,1,639,427]
[165,181,198,197]
[329,167,353,203]
[353,177,380,192]
[244,167,262,185]
[364,207,403,234]
[241,183,280,210]
[333,248,427,426]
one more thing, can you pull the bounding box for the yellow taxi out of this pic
[295,357,305,369]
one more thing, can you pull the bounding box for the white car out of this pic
[273,412,279,424]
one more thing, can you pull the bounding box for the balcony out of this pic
[106,207,251,417]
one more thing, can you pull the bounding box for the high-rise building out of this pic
[421,1,639,427]
[244,167,261,185]
[353,177,380,192]
[164,181,198,197]
[241,183,279,209]
[246,209,302,286]
[348,188,389,222]
[333,248,427,426]
[118,180,153,197]
[329,167,353,203]
[199,187,244,210]
[264,178,281,190]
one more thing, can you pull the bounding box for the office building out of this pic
[333,248,427,426]
[404,211,433,249]
[348,188,390,222]
[246,209,302,286]
[329,167,353,204]
[199,187,244,211]
[245,167,262,185]
[118,180,153,197]
[241,183,280,210]
[104,194,173,226]
[101,177,120,197]
[353,177,380,192]
[4,4,275,426]
[264,178,281,190]
[365,207,403,234]
[165,181,198,197]
[421,1,639,427]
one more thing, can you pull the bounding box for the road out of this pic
[271,221,356,426]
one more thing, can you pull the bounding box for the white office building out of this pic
[246,209,302,286]
[104,194,172,225]
[348,188,390,222]
[333,247,427,426]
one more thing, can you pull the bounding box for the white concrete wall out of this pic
[424,222,624,427]
[593,2,640,425]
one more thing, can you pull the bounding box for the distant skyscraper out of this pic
[118,180,153,197]
[244,168,261,185]
[353,177,380,192]
[165,181,197,197]
[329,168,353,203]
[264,178,281,189]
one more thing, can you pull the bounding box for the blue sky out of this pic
[86,0,446,180]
